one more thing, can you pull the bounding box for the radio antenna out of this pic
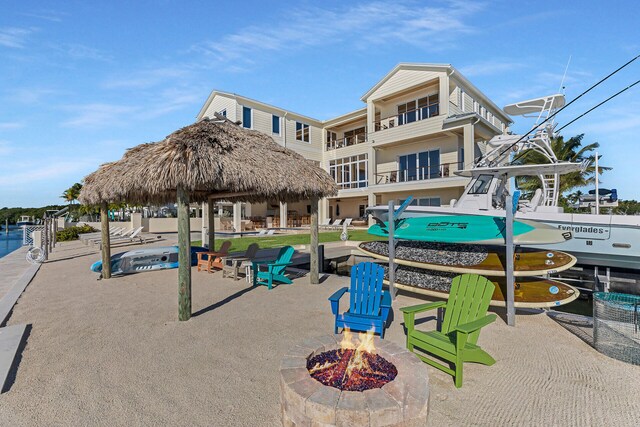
[558,55,572,94]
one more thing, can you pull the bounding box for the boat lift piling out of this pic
[388,200,396,300]
[505,191,516,326]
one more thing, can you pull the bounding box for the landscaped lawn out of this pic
[192,229,385,252]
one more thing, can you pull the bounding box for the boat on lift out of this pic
[367,93,640,275]
[16,215,34,227]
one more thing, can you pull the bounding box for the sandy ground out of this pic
[1,240,639,426]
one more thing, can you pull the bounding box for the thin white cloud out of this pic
[61,103,139,128]
[103,66,193,89]
[0,140,13,155]
[191,1,484,67]
[0,27,33,48]
[6,87,61,104]
[0,161,88,187]
[0,121,24,130]
[460,61,525,77]
[20,10,67,23]
[63,43,112,62]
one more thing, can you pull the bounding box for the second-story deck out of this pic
[374,161,463,185]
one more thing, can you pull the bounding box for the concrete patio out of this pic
[0,240,639,426]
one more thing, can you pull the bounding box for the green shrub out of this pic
[56,224,97,241]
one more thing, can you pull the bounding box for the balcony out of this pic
[374,161,463,185]
[325,134,367,151]
[373,103,439,132]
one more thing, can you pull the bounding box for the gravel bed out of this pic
[384,266,456,292]
[361,240,488,266]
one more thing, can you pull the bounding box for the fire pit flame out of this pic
[307,328,397,392]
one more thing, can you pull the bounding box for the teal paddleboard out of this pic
[368,215,572,245]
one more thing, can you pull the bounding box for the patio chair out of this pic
[266,229,275,236]
[256,229,267,236]
[343,218,353,228]
[221,243,260,280]
[328,262,391,338]
[329,219,342,230]
[400,274,497,388]
[196,240,232,273]
[251,245,295,290]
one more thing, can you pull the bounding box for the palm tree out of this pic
[514,134,610,199]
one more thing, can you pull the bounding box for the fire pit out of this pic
[280,331,429,426]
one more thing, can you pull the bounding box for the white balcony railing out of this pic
[325,134,367,151]
[373,103,439,132]
[374,162,462,185]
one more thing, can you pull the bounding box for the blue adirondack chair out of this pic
[328,262,392,338]
[251,246,295,290]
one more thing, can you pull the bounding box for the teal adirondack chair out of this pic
[329,262,391,338]
[251,246,295,290]
[400,274,497,388]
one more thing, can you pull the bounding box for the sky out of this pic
[1,0,639,207]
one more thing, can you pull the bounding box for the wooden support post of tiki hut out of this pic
[310,196,319,284]
[100,201,111,279]
[177,186,192,321]
[207,200,215,250]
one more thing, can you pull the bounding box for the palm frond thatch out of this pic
[79,116,338,205]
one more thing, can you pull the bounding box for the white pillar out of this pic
[131,212,143,231]
[368,193,377,226]
[319,198,329,224]
[201,202,207,247]
[279,202,288,228]
[463,123,475,169]
[233,202,242,232]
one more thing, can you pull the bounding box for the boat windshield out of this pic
[468,174,493,194]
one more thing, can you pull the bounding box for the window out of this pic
[326,131,337,150]
[359,205,366,218]
[469,174,493,194]
[296,122,310,142]
[398,149,440,182]
[242,106,251,128]
[329,154,368,189]
[344,126,366,146]
[396,93,439,126]
[272,115,280,135]
[400,197,441,207]
[219,109,227,117]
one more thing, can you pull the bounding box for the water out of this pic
[0,226,24,259]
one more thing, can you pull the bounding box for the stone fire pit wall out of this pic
[280,335,430,426]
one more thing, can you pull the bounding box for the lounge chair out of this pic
[90,227,140,246]
[256,230,267,236]
[196,240,232,273]
[317,218,331,229]
[342,218,353,228]
[79,227,123,241]
[221,243,260,280]
[400,274,497,388]
[266,229,275,236]
[251,246,295,290]
[97,227,144,247]
[329,262,391,338]
[82,227,128,244]
[329,219,342,230]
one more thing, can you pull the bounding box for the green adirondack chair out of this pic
[400,274,497,388]
[251,246,295,290]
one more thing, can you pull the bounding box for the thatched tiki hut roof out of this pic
[80,115,337,321]
[80,115,337,205]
